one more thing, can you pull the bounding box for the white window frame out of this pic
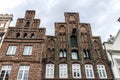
[45,64,54,78]
[97,65,107,78]
[85,64,94,78]
[6,46,17,55]
[0,65,12,80]
[72,64,81,78]
[23,46,32,55]
[59,64,68,78]
[17,65,30,80]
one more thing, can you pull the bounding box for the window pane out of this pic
[72,51,78,59]
[0,65,12,80]
[97,65,107,78]
[46,64,54,78]
[59,64,68,78]
[70,35,77,47]
[59,51,63,57]
[7,46,17,55]
[85,64,94,78]
[72,64,81,78]
[23,46,32,55]
[63,50,67,57]
[17,66,30,80]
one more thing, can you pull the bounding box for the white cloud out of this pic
[0,0,25,13]
[0,0,120,42]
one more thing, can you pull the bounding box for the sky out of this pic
[0,0,120,42]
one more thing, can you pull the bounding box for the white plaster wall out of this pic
[104,32,120,79]
[0,17,12,47]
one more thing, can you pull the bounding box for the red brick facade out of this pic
[0,10,113,80]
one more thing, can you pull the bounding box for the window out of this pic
[97,65,107,78]
[23,33,27,38]
[59,49,67,58]
[30,33,35,38]
[70,35,77,47]
[25,21,30,27]
[23,46,32,55]
[0,65,12,80]
[45,64,54,78]
[117,60,120,76]
[6,46,17,55]
[59,64,68,78]
[72,51,78,59]
[16,33,20,38]
[85,64,94,78]
[72,64,81,78]
[72,28,77,34]
[83,49,90,59]
[17,65,30,80]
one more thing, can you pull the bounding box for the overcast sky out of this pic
[0,0,120,42]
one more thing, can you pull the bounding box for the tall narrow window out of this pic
[70,35,77,47]
[46,64,54,78]
[6,46,17,55]
[59,50,63,57]
[72,50,78,59]
[63,50,67,57]
[83,49,90,59]
[72,64,81,78]
[17,65,30,80]
[30,33,35,38]
[59,64,68,78]
[85,64,94,78]
[23,33,27,38]
[72,28,77,34]
[0,65,12,80]
[59,49,67,58]
[23,46,32,55]
[97,65,107,78]
[16,33,20,38]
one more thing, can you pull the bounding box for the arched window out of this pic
[83,49,90,59]
[59,50,63,57]
[25,21,30,27]
[16,33,20,38]
[70,35,77,47]
[63,50,67,57]
[23,33,27,38]
[72,28,77,34]
[59,49,67,58]
[30,33,35,38]
[72,50,78,59]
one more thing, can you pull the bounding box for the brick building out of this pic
[0,10,113,80]
[0,10,45,80]
[42,12,113,80]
